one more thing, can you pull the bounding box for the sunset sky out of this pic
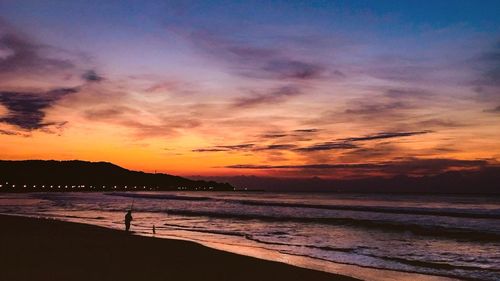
[0,0,499,178]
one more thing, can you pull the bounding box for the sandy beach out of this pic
[0,214,359,281]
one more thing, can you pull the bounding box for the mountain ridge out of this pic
[0,160,234,192]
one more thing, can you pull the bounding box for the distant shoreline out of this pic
[2,159,499,194]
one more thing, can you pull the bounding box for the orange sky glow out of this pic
[1,2,499,179]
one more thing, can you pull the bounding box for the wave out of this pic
[164,222,247,237]
[106,192,212,201]
[162,209,500,242]
[279,251,490,281]
[372,255,500,273]
[105,193,500,219]
[162,222,357,252]
[159,223,496,280]
[234,199,500,219]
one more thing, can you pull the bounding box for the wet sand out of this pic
[0,215,359,281]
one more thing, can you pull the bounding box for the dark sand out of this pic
[0,215,360,281]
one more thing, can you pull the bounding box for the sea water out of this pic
[0,192,498,280]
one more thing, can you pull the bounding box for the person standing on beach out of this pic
[125,210,133,232]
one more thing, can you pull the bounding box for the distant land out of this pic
[192,167,500,194]
[0,160,234,192]
[1,160,499,194]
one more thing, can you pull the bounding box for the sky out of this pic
[0,0,499,179]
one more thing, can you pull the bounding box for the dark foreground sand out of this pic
[0,215,360,281]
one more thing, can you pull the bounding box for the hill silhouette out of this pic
[0,160,234,192]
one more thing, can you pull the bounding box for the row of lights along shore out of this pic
[0,182,217,191]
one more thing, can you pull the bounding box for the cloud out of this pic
[260,132,288,138]
[0,88,78,130]
[295,141,358,152]
[82,70,103,82]
[350,88,435,117]
[224,158,489,177]
[293,128,319,133]
[193,143,298,153]
[193,143,255,152]
[259,128,319,140]
[195,129,431,154]
[259,144,297,150]
[260,60,328,80]
[344,101,412,116]
[339,143,398,161]
[71,83,205,138]
[477,41,500,86]
[84,106,138,121]
[216,144,255,150]
[369,65,432,83]
[225,163,368,169]
[171,27,333,81]
[473,40,500,101]
[92,114,202,138]
[232,85,302,108]
[114,117,202,138]
[296,130,431,153]
[192,148,228,152]
[309,87,435,127]
[0,27,73,76]
[414,119,464,128]
[0,128,21,136]
[341,131,431,142]
[384,88,434,99]
[484,105,500,113]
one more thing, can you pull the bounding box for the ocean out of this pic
[0,192,498,280]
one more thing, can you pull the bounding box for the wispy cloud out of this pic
[193,143,255,152]
[224,158,489,177]
[195,130,432,154]
[0,128,21,136]
[297,130,432,153]
[294,142,358,152]
[232,85,302,108]
[260,60,328,80]
[259,128,319,140]
[344,101,412,116]
[0,26,74,78]
[83,105,138,120]
[169,27,338,81]
[293,128,319,133]
[260,132,288,138]
[193,143,299,153]
[472,40,500,101]
[258,144,297,150]
[341,131,431,142]
[484,105,500,113]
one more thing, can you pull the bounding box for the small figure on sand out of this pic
[125,210,133,232]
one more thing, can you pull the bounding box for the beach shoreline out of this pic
[0,214,358,281]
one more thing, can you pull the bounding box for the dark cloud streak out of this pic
[294,142,358,152]
[0,88,78,130]
[341,131,431,142]
[82,70,103,82]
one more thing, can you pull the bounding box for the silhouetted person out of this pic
[153,224,156,235]
[125,210,133,232]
